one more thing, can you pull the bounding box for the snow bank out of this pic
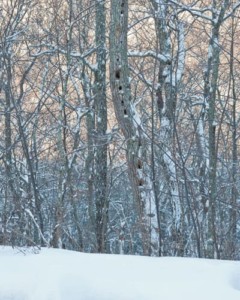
[0,246,239,300]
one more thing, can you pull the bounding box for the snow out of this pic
[175,23,185,84]
[128,50,170,63]
[0,246,240,300]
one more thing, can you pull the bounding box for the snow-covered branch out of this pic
[128,50,171,63]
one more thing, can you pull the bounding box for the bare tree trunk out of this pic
[110,0,149,255]
[94,0,108,253]
[228,15,238,260]
[152,0,184,255]
[205,0,230,258]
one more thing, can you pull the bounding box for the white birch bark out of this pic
[152,0,185,253]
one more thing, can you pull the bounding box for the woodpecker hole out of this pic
[115,70,120,79]
[137,159,142,169]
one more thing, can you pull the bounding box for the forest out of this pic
[0,0,240,260]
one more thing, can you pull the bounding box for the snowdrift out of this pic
[0,246,239,300]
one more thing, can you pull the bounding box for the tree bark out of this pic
[94,0,108,253]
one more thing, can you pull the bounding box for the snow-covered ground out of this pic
[0,247,239,300]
